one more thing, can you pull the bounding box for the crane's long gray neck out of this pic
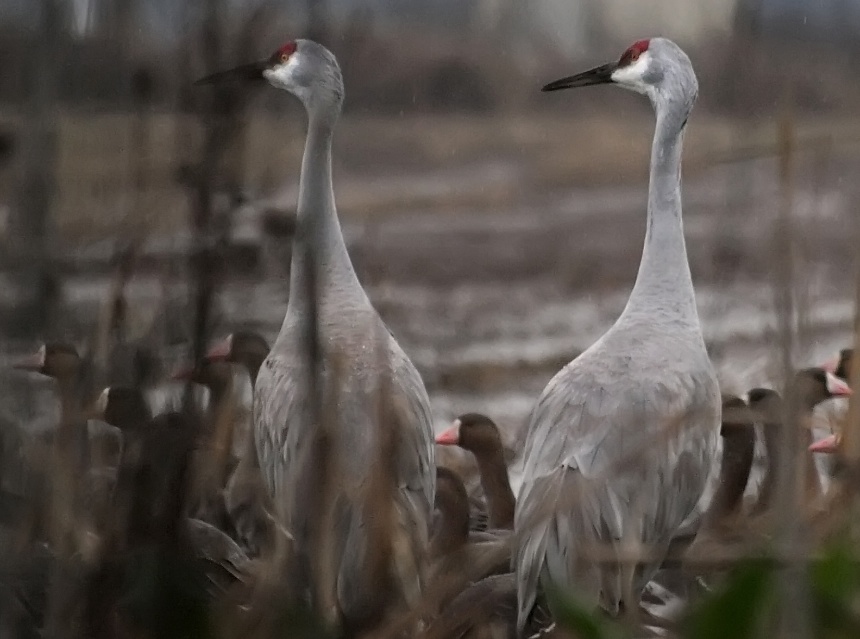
[621,104,699,326]
[287,110,364,317]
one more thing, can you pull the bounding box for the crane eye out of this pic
[280,52,290,63]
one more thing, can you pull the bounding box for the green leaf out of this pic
[809,543,860,638]
[810,543,860,602]
[545,582,629,639]
[683,558,775,639]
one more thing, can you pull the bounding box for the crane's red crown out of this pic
[273,41,297,64]
[618,39,650,67]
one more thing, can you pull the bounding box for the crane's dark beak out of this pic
[542,62,617,92]
[194,60,268,86]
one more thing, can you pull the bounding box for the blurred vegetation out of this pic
[1,1,860,639]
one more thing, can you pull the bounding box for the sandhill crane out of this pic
[513,38,720,630]
[196,40,435,631]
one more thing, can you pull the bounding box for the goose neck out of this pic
[475,449,515,529]
[245,353,266,387]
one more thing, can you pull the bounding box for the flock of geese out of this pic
[3,36,857,639]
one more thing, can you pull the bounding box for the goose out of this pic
[13,343,98,545]
[206,331,274,555]
[703,395,756,526]
[747,368,851,512]
[822,348,853,383]
[419,572,519,639]
[205,331,270,478]
[809,433,839,454]
[13,343,92,468]
[435,413,516,530]
[429,467,512,614]
[197,39,435,630]
[82,385,153,519]
[169,360,246,530]
[172,358,246,462]
[90,389,250,574]
[514,39,720,629]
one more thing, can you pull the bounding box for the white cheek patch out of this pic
[265,54,301,87]
[37,344,46,368]
[611,51,651,94]
[283,53,301,79]
[265,54,312,103]
[825,371,852,396]
[452,418,461,439]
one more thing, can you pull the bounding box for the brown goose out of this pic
[822,348,853,383]
[206,331,270,384]
[13,343,95,545]
[748,367,851,513]
[90,389,250,574]
[429,467,511,613]
[703,395,756,527]
[431,467,471,559]
[171,360,245,529]
[435,414,515,531]
[206,331,274,555]
[679,375,850,583]
[86,385,155,526]
[172,359,241,450]
[91,385,152,432]
[205,331,269,466]
[81,409,246,637]
[654,395,756,601]
[88,385,152,471]
[419,573,519,639]
[13,343,91,468]
[809,433,839,454]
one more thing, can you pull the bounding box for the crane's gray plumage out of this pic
[515,38,720,630]
[224,39,436,625]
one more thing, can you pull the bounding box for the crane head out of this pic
[542,38,698,115]
[194,42,297,86]
[194,40,342,110]
[542,39,651,93]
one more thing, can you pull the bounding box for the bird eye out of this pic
[280,52,290,63]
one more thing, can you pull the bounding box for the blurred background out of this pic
[0,0,859,440]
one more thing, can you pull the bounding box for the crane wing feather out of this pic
[514,343,718,628]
